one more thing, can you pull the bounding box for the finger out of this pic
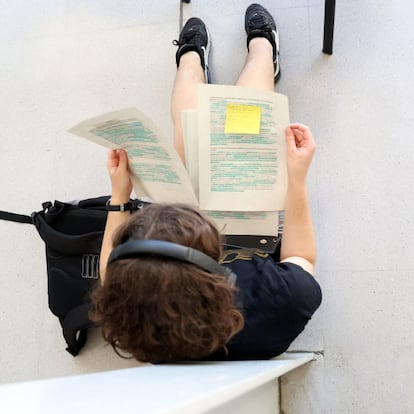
[289,123,309,133]
[288,129,304,148]
[107,149,119,169]
[285,127,298,151]
[291,123,315,143]
[117,149,129,171]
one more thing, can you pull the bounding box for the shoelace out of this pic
[172,27,201,47]
[248,13,273,33]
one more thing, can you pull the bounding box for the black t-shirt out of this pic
[207,250,322,360]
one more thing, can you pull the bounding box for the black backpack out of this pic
[0,196,149,356]
[0,196,280,356]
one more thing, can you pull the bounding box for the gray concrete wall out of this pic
[281,1,414,412]
[1,1,413,412]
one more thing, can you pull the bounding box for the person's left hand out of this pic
[285,123,316,185]
[107,149,132,202]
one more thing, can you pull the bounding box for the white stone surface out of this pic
[0,354,313,414]
[1,0,414,413]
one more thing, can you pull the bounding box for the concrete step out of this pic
[0,352,314,414]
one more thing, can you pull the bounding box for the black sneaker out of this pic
[173,17,211,83]
[245,3,280,82]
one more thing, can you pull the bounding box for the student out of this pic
[91,3,321,362]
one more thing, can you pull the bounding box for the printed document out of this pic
[197,84,288,211]
[181,108,280,236]
[69,108,198,205]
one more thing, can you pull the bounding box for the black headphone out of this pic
[108,239,237,284]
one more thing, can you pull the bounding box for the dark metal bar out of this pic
[323,0,336,55]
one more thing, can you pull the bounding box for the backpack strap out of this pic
[62,303,96,356]
[0,210,33,224]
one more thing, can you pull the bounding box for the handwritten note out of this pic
[224,104,261,134]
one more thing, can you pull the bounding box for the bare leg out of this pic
[235,37,274,92]
[171,52,205,164]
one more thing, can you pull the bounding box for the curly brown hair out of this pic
[90,203,244,362]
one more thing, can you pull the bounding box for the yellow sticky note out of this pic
[224,104,261,134]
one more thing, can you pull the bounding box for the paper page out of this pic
[68,108,198,205]
[182,109,279,236]
[198,84,289,211]
[181,109,199,200]
[206,210,279,236]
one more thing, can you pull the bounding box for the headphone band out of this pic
[108,239,237,284]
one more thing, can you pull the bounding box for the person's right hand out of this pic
[107,149,132,202]
[285,123,316,185]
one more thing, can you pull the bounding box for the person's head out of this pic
[90,203,244,362]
